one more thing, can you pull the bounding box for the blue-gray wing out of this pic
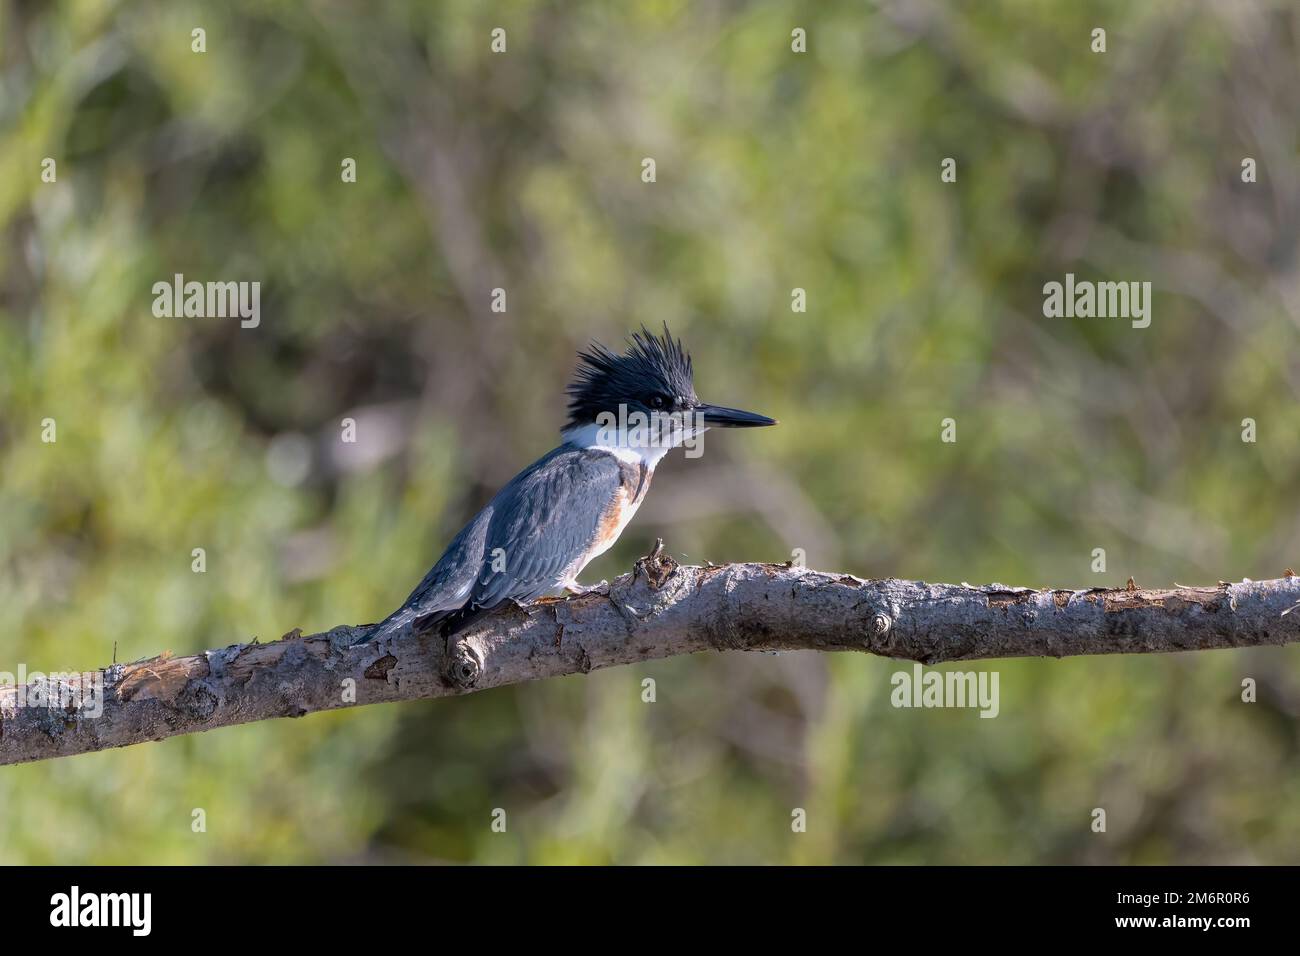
[376,446,622,639]
[465,446,623,611]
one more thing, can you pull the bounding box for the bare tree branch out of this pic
[3,544,1298,767]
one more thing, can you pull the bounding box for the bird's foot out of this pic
[565,579,608,596]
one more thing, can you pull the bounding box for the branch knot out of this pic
[633,537,678,590]
[446,643,482,689]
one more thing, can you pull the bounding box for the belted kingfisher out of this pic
[360,325,775,644]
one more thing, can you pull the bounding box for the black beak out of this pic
[696,403,778,428]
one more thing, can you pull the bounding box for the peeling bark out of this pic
[2,551,1298,766]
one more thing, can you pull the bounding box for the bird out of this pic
[357,325,776,645]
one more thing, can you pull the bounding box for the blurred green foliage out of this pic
[2,0,1299,863]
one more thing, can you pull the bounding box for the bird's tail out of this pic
[351,602,445,645]
[351,600,495,646]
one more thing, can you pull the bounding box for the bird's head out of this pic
[564,325,776,447]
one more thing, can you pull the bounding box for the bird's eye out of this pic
[650,395,665,409]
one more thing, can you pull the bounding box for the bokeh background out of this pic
[2,0,1299,864]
